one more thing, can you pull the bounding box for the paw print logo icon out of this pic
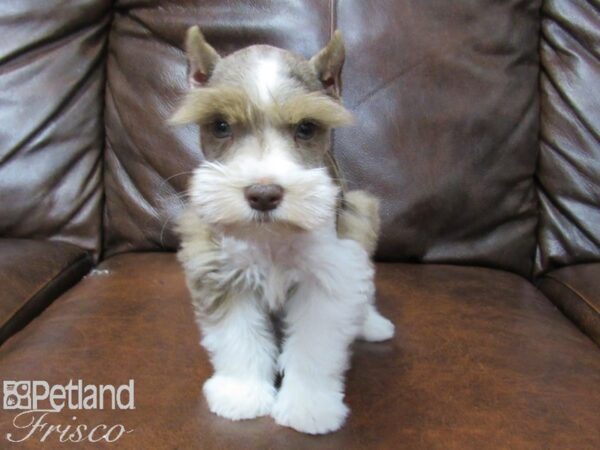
[3,381,31,410]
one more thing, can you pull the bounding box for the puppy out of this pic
[171,26,394,435]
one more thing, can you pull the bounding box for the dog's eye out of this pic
[212,119,232,138]
[295,121,317,140]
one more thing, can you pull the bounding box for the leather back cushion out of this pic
[104,0,541,276]
[0,0,109,257]
[536,0,600,275]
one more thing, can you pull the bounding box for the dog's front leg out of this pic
[199,294,277,421]
[272,240,371,434]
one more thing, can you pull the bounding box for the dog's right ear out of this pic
[185,26,220,88]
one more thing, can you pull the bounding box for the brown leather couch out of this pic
[1,1,599,448]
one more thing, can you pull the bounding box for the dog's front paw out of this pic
[203,375,275,420]
[272,384,349,435]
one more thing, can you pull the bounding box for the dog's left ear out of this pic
[185,25,220,88]
[310,30,345,96]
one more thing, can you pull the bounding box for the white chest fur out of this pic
[214,221,374,311]
[218,232,303,311]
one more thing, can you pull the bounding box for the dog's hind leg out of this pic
[337,190,380,256]
[338,192,394,342]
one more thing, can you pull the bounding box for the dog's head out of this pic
[171,27,352,232]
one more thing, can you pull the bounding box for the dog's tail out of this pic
[337,190,380,257]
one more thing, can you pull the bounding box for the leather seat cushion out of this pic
[0,253,598,449]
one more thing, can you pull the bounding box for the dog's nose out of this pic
[244,184,284,212]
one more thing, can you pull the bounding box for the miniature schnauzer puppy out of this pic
[170,26,394,435]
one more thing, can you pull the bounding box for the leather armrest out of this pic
[0,238,92,344]
[537,263,600,347]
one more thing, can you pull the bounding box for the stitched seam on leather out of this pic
[530,0,544,279]
[98,8,114,263]
[3,253,93,327]
[544,274,600,317]
[329,0,336,40]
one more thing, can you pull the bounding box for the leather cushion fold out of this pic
[0,239,92,344]
[0,0,111,258]
[537,263,600,347]
[536,0,600,274]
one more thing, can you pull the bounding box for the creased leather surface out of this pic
[103,1,541,277]
[0,239,92,344]
[0,0,111,258]
[335,0,541,276]
[536,0,600,274]
[538,263,600,346]
[103,0,331,256]
[0,254,598,449]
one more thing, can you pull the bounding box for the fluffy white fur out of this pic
[179,210,394,434]
[253,57,282,103]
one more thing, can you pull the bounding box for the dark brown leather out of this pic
[536,0,600,274]
[538,263,600,347]
[335,1,541,277]
[0,0,111,258]
[0,239,92,344]
[1,253,598,449]
[103,0,332,257]
[102,2,541,277]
